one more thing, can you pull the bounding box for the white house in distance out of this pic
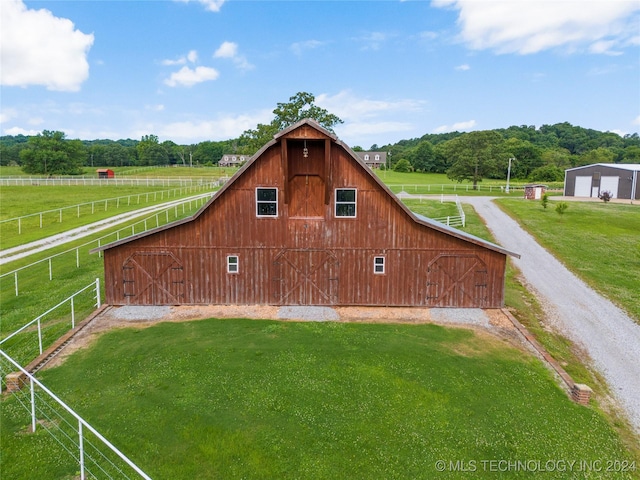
[355,151,387,169]
[219,154,251,167]
[564,163,640,201]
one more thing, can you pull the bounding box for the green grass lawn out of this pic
[3,319,636,480]
[497,199,640,322]
[0,185,215,250]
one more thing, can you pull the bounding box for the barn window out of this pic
[256,188,278,216]
[335,188,357,217]
[373,256,385,274]
[227,255,239,273]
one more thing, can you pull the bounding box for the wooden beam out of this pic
[324,138,331,205]
[282,139,289,204]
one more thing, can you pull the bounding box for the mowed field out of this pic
[1,168,639,478]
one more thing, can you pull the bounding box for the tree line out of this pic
[1,92,638,183]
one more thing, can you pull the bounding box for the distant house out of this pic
[94,119,518,308]
[219,154,250,167]
[355,151,387,169]
[564,163,640,200]
[96,169,114,179]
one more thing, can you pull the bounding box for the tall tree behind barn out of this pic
[93,119,518,308]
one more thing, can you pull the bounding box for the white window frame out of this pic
[256,187,278,217]
[373,256,385,274]
[227,255,239,274]
[335,188,357,218]
[364,154,370,161]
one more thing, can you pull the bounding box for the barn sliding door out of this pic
[272,249,339,305]
[122,252,185,305]
[426,254,488,307]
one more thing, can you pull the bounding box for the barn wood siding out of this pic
[102,120,509,308]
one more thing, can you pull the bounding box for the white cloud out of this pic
[162,50,199,66]
[213,41,254,71]
[316,90,425,121]
[164,66,219,87]
[455,64,470,71]
[155,110,272,142]
[356,32,393,51]
[432,120,477,133]
[214,41,238,59]
[633,115,640,126]
[290,40,326,56]
[0,108,18,124]
[174,0,225,13]
[433,0,640,55]
[0,0,94,91]
[4,126,40,136]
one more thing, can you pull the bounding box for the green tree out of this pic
[393,158,412,172]
[500,138,543,179]
[577,147,615,167]
[238,92,343,153]
[137,135,168,166]
[19,130,85,175]
[529,165,564,182]
[444,131,503,189]
[409,140,440,172]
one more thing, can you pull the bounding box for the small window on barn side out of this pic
[256,188,278,217]
[335,188,357,217]
[227,255,239,273]
[374,256,385,274]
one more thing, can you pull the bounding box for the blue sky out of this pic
[1,0,639,149]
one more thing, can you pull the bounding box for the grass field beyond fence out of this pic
[497,199,640,322]
[3,319,636,480]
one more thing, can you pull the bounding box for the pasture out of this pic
[497,199,640,323]
[4,319,638,480]
[1,167,639,478]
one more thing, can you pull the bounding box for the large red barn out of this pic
[94,119,518,308]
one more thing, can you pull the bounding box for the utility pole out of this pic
[506,157,515,194]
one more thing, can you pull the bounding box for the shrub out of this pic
[555,201,568,216]
[599,190,612,202]
[529,165,564,182]
[541,193,550,209]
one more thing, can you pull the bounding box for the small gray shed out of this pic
[564,163,640,200]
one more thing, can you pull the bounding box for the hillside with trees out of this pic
[1,92,638,182]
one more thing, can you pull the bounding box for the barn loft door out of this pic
[426,254,488,307]
[122,252,185,305]
[289,175,325,217]
[272,249,339,305]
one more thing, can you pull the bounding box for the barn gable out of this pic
[95,119,517,308]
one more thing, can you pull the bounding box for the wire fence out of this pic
[0,350,152,480]
[0,182,221,238]
[0,279,100,367]
[0,193,212,300]
[0,176,230,187]
[387,182,563,195]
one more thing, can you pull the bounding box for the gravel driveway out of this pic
[463,197,640,435]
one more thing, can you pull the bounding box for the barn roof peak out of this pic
[274,118,339,141]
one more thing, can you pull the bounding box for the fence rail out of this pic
[0,350,152,480]
[0,194,212,297]
[388,183,562,194]
[0,280,101,366]
[0,176,229,187]
[0,183,220,234]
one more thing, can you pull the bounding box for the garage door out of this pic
[574,176,592,197]
[600,176,619,198]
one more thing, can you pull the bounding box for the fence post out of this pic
[37,317,43,354]
[18,217,21,235]
[59,209,62,223]
[31,377,37,432]
[71,297,75,329]
[40,213,43,228]
[15,271,19,296]
[79,420,86,480]
[78,205,81,217]
[49,258,53,280]
[95,278,101,309]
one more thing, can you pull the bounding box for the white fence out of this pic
[0,183,218,236]
[0,194,212,297]
[0,350,152,480]
[0,176,229,187]
[0,279,100,365]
